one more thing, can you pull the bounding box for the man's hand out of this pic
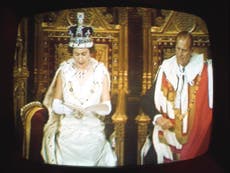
[156,116,173,130]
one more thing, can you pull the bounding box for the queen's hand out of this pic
[72,105,92,119]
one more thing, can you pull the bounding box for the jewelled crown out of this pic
[68,12,94,48]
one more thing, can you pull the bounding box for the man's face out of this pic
[73,48,90,66]
[175,38,192,67]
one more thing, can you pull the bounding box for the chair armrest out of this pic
[20,101,48,162]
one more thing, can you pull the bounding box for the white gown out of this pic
[41,58,117,167]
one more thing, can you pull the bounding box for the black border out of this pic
[1,0,229,172]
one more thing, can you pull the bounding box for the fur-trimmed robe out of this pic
[141,54,213,164]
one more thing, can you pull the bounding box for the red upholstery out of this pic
[29,108,48,162]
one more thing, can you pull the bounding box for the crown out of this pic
[68,12,94,48]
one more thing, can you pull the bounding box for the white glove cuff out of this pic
[152,114,162,125]
[95,100,112,116]
[103,100,112,115]
[52,98,73,115]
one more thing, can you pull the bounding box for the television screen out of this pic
[1,0,229,173]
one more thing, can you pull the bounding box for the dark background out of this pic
[1,0,229,173]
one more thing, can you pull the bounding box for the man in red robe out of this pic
[141,31,213,164]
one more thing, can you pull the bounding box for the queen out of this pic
[40,12,117,167]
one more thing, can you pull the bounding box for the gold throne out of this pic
[19,8,129,166]
[136,10,211,164]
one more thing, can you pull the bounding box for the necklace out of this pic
[74,60,91,79]
[75,68,88,79]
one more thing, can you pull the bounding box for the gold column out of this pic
[13,18,29,126]
[118,7,129,93]
[139,8,152,95]
[112,89,128,166]
[135,112,151,164]
[111,8,129,166]
[135,8,152,165]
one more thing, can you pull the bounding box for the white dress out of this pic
[41,58,117,167]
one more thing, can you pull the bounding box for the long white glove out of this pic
[52,98,74,115]
[85,100,112,116]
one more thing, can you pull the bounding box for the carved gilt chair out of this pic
[136,10,211,164]
[20,42,119,164]
[19,8,128,166]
